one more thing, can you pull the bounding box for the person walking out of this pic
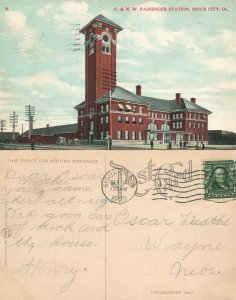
[150,139,154,149]
[180,141,182,149]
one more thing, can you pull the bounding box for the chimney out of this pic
[176,93,181,107]
[191,98,196,104]
[136,85,141,96]
[46,124,49,128]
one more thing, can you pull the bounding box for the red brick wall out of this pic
[85,24,118,115]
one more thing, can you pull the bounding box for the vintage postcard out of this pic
[0,0,236,299]
[0,0,235,149]
[0,150,236,299]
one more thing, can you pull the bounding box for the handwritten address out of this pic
[0,163,235,296]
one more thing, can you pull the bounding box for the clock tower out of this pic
[80,15,123,114]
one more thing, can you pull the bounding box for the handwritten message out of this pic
[0,156,235,299]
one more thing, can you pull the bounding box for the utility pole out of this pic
[0,119,6,142]
[10,111,18,142]
[68,23,81,51]
[25,105,35,142]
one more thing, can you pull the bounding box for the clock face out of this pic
[102,35,109,42]
[90,35,95,43]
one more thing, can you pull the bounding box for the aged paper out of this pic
[1,0,236,299]
[0,150,235,300]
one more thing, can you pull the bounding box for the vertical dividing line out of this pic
[104,153,107,300]
[4,198,8,266]
[118,169,122,204]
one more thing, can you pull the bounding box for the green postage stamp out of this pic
[204,160,236,199]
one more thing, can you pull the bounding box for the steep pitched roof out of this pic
[80,14,123,34]
[96,86,148,104]
[143,96,211,113]
[22,124,78,137]
[182,99,211,113]
[96,86,212,114]
[141,96,174,111]
[74,101,85,110]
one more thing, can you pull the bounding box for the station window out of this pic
[117,131,121,140]
[102,34,110,54]
[139,117,143,124]
[102,45,110,53]
[125,116,130,124]
[117,116,122,123]
[125,131,129,140]
[132,131,136,140]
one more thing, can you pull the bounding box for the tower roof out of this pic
[80,14,123,34]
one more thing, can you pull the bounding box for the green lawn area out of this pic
[206,145,235,149]
[123,144,181,150]
[121,143,235,150]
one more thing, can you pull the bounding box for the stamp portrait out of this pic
[204,160,236,199]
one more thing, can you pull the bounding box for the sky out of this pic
[0,0,236,133]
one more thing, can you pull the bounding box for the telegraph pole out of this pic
[10,111,18,142]
[25,105,35,142]
[67,23,81,51]
[0,119,6,142]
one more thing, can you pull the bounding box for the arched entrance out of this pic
[176,133,184,144]
[146,123,157,142]
[161,124,170,144]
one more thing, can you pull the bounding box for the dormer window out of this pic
[102,33,110,54]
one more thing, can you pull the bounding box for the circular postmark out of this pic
[1,227,12,239]
[102,166,138,204]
